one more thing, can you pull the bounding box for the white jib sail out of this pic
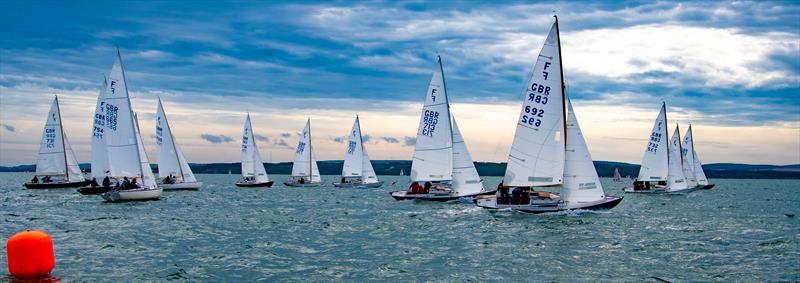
[667,125,688,192]
[362,146,379,184]
[292,120,321,182]
[241,114,270,183]
[562,99,606,203]
[410,55,453,182]
[156,98,197,183]
[451,116,484,196]
[133,113,157,189]
[503,22,565,187]
[637,103,669,182]
[104,51,143,180]
[35,97,67,178]
[693,150,709,186]
[63,134,83,182]
[681,125,698,187]
[341,117,364,178]
[91,77,110,179]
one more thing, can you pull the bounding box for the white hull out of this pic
[623,185,702,194]
[390,189,496,201]
[283,181,324,187]
[333,181,383,188]
[101,187,162,202]
[159,181,202,190]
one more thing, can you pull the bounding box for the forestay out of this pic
[91,77,110,179]
[667,126,688,191]
[410,56,453,182]
[156,98,196,183]
[241,114,270,183]
[503,22,565,187]
[451,117,483,196]
[562,99,605,203]
[637,103,669,182]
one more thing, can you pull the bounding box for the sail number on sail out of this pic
[296,141,306,153]
[421,110,439,137]
[93,102,106,138]
[241,129,249,152]
[155,118,164,145]
[646,132,663,153]
[520,60,553,128]
[347,141,357,154]
[44,128,56,148]
[104,103,119,131]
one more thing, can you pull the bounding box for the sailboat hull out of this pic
[333,181,384,188]
[390,189,496,201]
[24,180,90,189]
[77,185,111,195]
[623,185,669,194]
[101,188,162,202]
[235,181,274,188]
[283,181,324,187]
[475,195,623,214]
[160,181,203,190]
[699,184,715,190]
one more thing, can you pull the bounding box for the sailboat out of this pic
[24,96,89,189]
[624,104,701,193]
[99,51,162,202]
[399,169,404,176]
[284,119,324,187]
[333,116,383,188]
[475,17,622,213]
[683,125,714,189]
[613,168,622,182]
[155,98,203,190]
[235,114,273,187]
[390,56,492,201]
[78,77,113,195]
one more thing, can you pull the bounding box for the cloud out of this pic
[255,134,269,142]
[1,124,15,132]
[272,139,292,149]
[200,133,234,144]
[331,136,345,143]
[362,134,371,143]
[380,136,399,143]
[403,136,416,146]
[280,132,292,138]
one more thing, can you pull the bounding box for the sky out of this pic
[0,1,798,166]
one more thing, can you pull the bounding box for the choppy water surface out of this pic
[1,173,798,281]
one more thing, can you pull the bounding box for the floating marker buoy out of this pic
[6,230,55,278]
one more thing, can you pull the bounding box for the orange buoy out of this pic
[6,230,55,278]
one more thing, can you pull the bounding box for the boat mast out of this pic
[554,15,567,146]
[160,98,185,180]
[118,49,145,180]
[438,55,454,180]
[308,118,312,180]
[55,95,69,181]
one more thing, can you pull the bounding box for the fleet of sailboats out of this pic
[21,17,716,210]
[284,119,324,187]
[333,116,383,188]
[390,56,493,201]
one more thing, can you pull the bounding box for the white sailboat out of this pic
[155,98,202,190]
[100,51,162,202]
[390,55,492,201]
[475,17,622,213]
[24,96,89,189]
[683,125,714,189]
[236,114,273,187]
[79,77,114,195]
[284,119,324,187]
[613,168,622,182]
[334,116,383,188]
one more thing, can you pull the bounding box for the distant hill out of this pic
[2,160,798,179]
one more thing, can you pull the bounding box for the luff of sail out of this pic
[667,125,688,191]
[503,21,565,187]
[451,116,483,196]
[410,55,453,182]
[637,103,669,182]
[562,98,606,203]
[91,77,110,179]
[241,114,270,183]
[156,98,197,182]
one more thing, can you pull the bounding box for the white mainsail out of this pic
[156,98,197,182]
[91,77,110,179]
[241,114,270,183]
[35,97,83,182]
[503,22,565,187]
[681,125,698,187]
[341,117,365,178]
[562,99,606,203]
[104,51,155,188]
[410,55,453,182]
[292,120,321,182]
[451,117,483,196]
[666,125,688,192]
[637,103,669,182]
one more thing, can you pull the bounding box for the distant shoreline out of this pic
[2,160,798,179]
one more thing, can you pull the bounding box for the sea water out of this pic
[1,173,798,281]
